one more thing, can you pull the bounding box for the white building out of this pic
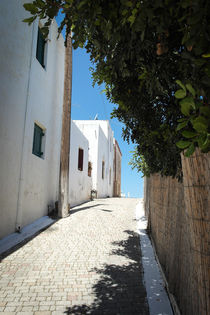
[113,139,122,197]
[0,1,65,239]
[69,120,115,205]
[69,121,92,207]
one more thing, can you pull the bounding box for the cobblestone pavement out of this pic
[0,198,149,315]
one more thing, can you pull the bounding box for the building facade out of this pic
[0,0,65,239]
[69,121,92,207]
[113,139,122,197]
[0,2,122,240]
[70,120,118,204]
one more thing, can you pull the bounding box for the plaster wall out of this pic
[0,0,65,238]
[96,121,114,198]
[69,121,92,207]
[74,120,114,198]
[96,126,110,198]
[113,139,122,197]
[74,122,99,190]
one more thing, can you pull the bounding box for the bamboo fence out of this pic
[145,149,210,315]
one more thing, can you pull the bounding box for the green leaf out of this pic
[36,0,45,8]
[175,89,186,99]
[204,65,210,77]
[176,140,191,149]
[181,31,190,44]
[63,3,70,9]
[182,130,197,138]
[132,8,138,15]
[122,9,128,16]
[46,7,58,18]
[186,83,196,97]
[180,103,192,116]
[176,120,188,131]
[176,80,186,91]
[177,118,187,122]
[202,53,210,58]
[77,0,86,10]
[128,15,135,25]
[199,106,210,118]
[180,96,195,115]
[192,116,208,132]
[40,26,49,38]
[94,19,100,26]
[184,143,195,157]
[200,136,210,151]
[22,16,36,24]
[180,96,195,107]
[197,134,207,147]
[126,1,133,7]
[23,3,39,14]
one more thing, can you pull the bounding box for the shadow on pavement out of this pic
[64,230,149,315]
[70,204,112,215]
[0,220,58,261]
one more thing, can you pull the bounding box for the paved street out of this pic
[0,198,149,315]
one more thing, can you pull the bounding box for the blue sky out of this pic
[56,13,144,198]
[71,48,144,198]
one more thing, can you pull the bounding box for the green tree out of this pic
[23,0,210,179]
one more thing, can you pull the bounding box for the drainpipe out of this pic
[15,22,35,232]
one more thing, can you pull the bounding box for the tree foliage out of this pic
[23,0,210,178]
[129,147,150,177]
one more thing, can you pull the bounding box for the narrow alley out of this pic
[0,198,150,315]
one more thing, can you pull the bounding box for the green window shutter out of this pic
[36,28,45,67]
[32,124,44,157]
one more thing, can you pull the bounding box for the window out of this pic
[78,148,84,171]
[102,161,105,179]
[88,162,92,177]
[36,27,46,68]
[32,123,45,158]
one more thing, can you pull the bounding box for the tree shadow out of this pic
[70,204,113,215]
[64,230,149,315]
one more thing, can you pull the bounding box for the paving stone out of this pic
[34,312,51,315]
[0,198,149,314]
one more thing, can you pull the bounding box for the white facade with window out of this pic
[72,120,115,202]
[0,0,65,239]
[69,121,92,207]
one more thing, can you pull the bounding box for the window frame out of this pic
[32,123,45,158]
[88,161,92,177]
[78,148,84,171]
[102,161,105,179]
[36,27,46,68]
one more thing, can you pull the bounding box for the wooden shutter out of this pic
[32,124,43,157]
[102,161,105,179]
[36,28,45,67]
[78,148,84,171]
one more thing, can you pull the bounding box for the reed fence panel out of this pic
[145,150,209,314]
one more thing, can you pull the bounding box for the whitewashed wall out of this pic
[69,121,92,207]
[113,139,122,197]
[74,121,99,192]
[73,120,114,199]
[0,0,65,238]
